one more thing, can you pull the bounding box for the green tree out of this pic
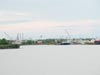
[0,38,9,45]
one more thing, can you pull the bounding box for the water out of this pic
[0,45,100,75]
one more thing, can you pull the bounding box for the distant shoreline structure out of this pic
[0,32,100,48]
[0,38,100,48]
[0,38,20,49]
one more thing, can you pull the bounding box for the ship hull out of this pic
[60,43,71,45]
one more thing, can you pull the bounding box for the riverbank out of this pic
[0,44,20,49]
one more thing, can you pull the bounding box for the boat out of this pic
[60,39,71,45]
[94,40,100,45]
[60,29,71,45]
[60,42,71,45]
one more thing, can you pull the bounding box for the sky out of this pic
[0,0,100,39]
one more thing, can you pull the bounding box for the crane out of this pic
[4,32,12,40]
[65,29,71,40]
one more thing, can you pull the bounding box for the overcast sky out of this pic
[0,0,100,39]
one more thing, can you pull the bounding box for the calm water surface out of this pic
[0,45,100,75]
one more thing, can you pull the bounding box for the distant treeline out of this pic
[0,38,98,45]
[0,38,19,49]
[0,38,9,45]
[22,39,63,45]
[0,38,64,45]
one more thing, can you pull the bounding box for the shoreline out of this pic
[0,44,20,49]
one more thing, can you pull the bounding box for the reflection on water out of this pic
[0,45,100,75]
